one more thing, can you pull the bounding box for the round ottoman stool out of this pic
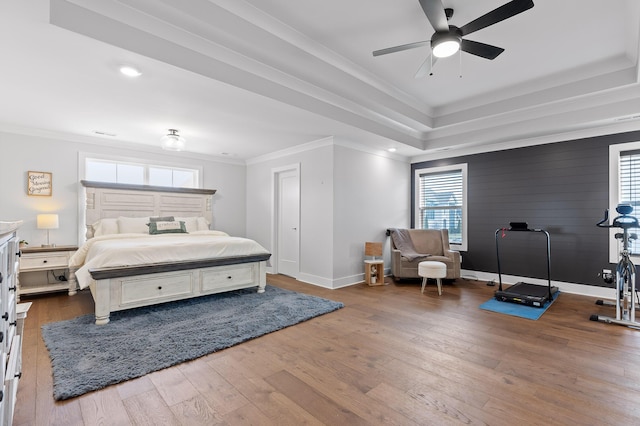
[418,261,447,295]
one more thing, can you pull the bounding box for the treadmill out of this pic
[494,222,558,307]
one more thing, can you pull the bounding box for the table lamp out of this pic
[365,242,383,260]
[37,213,59,247]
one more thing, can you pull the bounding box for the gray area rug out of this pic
[41,285,343,400]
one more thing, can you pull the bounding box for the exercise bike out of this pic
[590,204,640,328]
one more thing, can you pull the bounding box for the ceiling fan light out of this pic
[161,129,186,151]
[433,40,460,58]
[431,31,462,58]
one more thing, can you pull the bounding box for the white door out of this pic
[276,168,300,278]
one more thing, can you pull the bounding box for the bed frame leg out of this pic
[68,267,78,296]
[257,261,267,293]
[93,278,112,325]
[95,315,110,325]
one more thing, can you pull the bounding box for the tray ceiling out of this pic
[2,0,640,161]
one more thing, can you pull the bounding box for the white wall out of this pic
[1,131,412,288]
[246,138,410,288]
[246,142,335,286]
[0,131,247,245]
[332,143,410,286]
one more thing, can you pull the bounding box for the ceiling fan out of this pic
[373,0,534,78]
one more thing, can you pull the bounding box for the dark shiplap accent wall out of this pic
[412,130,640,287]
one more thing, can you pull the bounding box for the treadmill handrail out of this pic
[495,227,552,302]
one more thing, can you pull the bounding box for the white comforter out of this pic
[70,231,270,289]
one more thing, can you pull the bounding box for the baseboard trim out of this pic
[461,269,614,300]
[273,268,616,300]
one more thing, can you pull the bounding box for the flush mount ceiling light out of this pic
[161,129,186,151]
[119,65,142,77]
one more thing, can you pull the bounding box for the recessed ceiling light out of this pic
[94,130,117,137]
[387,147,397,152]
[119,66,142,77]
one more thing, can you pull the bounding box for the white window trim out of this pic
[609,142,640,263]
[414,163,468,251]
[79,151,203,188]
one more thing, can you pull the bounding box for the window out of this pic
[609,143,640,261]
[84,157,200,188]
[414,163,467,251]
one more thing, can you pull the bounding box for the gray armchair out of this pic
[390,228,461,280]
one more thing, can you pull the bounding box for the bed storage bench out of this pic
[87,254,270,325]
[201,263,258,293]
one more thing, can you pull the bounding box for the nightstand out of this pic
[18,245,77,299]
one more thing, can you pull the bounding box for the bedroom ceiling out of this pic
[2,0,640,162]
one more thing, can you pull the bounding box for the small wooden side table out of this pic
[365,260,385,286]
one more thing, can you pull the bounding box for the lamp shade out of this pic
[37,214,59,229]
[365,242,383,257]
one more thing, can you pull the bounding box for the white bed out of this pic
[71,181,271,325]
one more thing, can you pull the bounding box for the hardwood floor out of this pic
[13,274,640,425]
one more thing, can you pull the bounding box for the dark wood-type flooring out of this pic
[12,274,640,425]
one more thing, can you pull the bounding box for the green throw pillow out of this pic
[149,216,175,222]
[148,221,188,234]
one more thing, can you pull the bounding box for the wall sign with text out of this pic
[27,171,52,196]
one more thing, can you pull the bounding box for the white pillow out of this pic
[174,217,205,233]
[196,217,210,231]
[117,216,150,234]
[91,218,119,237]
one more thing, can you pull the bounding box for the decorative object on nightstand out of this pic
[37,213,59,247]
[364,242,385,286]
[18,245,78,300]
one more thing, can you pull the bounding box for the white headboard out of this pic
[80,180,217,240]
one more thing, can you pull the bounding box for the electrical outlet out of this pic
[601,268,614,284]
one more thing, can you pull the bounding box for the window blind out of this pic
[418,169,463,244]
[619,150,640,253]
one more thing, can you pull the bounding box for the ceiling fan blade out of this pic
[459,0,534,36]
[414,54,438,78]
[418,0,449,32]
[461,39,504,60]
[373,40,429,57]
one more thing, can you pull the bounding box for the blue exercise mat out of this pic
[479,291,560,320]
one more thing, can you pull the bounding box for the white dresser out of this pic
[0,222,28,425]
